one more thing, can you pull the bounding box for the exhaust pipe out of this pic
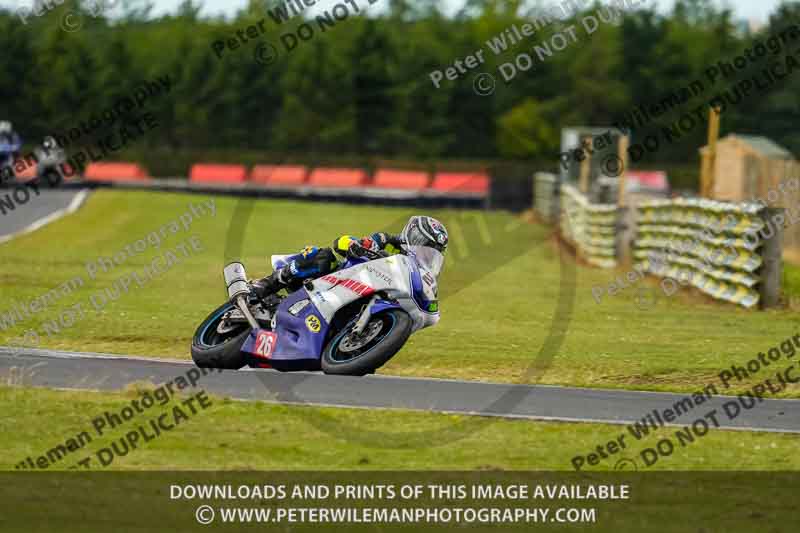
[223,262,260,330]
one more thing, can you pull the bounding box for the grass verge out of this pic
[2,386,799,471]
[0,190,795,395]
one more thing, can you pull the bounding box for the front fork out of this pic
[352,295,379,335]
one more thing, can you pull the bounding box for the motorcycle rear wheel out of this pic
[191,302,250,369]
[321,309,412,376]
[43,169,62,187]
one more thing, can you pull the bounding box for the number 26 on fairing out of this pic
[255,331,276,358]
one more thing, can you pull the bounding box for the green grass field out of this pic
[2,190,798,473]
[3,386,798,471]
[0,190,796,396]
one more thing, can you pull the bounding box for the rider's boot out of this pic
[252,267,292,299]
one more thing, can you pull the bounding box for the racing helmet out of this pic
[43,136,57,150]
[401,216,449,253]
[0,121,10,134]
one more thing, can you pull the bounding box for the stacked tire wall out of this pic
[633,199,781,308]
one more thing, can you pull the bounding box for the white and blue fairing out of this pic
[271,250,441,333]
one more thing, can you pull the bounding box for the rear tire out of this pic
[321,310,412,376]
[191,302,250,369]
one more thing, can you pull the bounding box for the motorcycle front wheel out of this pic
[321,309,412,376]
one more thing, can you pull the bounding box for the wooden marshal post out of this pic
[579,153,591,195]
[616,134,632,266]
[700,107,722,198]
[617,135,630,207]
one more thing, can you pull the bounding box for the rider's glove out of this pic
[371,232,404,249]
[360,236,378,251]
[347,241,372,259]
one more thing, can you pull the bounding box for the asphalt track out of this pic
[0,188,88,242]
[1,347,800,433]
[1,188,799,434]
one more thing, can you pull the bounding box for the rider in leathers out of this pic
[252,216,449,298]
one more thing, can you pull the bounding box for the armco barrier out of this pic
[308,168,367,188]
[534,172,558,223]
[85,162,149,181]
[250,165,307,186]
[189,164,247,184]
[633,199,782,308]
[372,169,429,190]
[14,162,38,181]
[431,172,489,195]
[560,184,618,268]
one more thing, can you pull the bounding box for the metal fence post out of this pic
[760,207,784,309]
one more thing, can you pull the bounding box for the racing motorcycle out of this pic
[0,140,21,184]
[33,140,67,187]
[190,244,442,375]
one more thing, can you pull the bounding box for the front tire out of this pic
[191,302,250,369]
[321,310,412,376]
[43,169,62,187]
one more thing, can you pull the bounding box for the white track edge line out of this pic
[36,385,800,435]
[0,189,90,244]
[4,346,800,403]
[0,346,800,404]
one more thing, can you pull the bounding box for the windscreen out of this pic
[407,245,445,277]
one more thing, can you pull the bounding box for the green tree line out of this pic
[0,0,798,182]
